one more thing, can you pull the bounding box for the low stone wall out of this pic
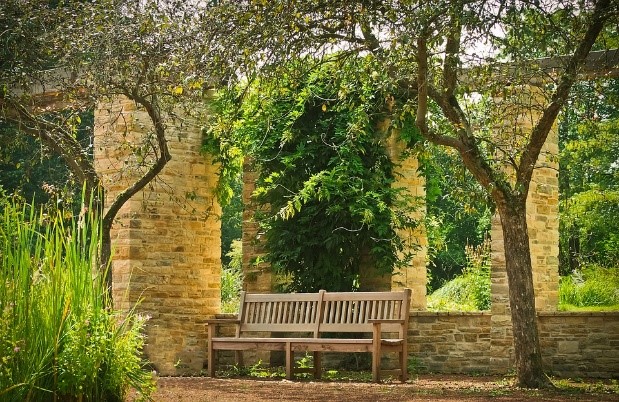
[409,311,619,378]
[538,311,619,378]
[207,311,619,378]
[409,312,492,374]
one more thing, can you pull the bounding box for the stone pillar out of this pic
[94,97,221,375]
[241,158,273,293]
[489,85,560,372]
[387,132,428,310]
[527,126,560,312]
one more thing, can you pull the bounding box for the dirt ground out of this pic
[130,374,619,402]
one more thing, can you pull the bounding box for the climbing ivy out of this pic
[207,56,420,291]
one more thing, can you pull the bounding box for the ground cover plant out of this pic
[0,192,154,402]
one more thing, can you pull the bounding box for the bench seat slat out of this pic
[210,337,404,352]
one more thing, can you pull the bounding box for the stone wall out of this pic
[409,312,619,378]
[94,97,221,375]
[538,312,619,378]
[212,311,619,378]
[409,312,492,373]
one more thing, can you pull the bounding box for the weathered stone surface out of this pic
[95,97,221,375]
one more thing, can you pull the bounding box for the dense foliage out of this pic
[0,193,154,401]
[424,144,493,292]
[559,79,619,273]
[208,57,419,291]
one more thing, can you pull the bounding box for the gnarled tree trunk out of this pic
[497,200,551,388]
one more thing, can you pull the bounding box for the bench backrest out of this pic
[320,290,411,335]
[237,291,324,336]
[237,289,411,338]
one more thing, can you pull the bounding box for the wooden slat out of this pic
[304,301,312,323]
[323,291,409,301]
[357,300,368,324]
[346,300,353,323]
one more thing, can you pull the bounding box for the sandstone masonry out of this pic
[94,97,221,375]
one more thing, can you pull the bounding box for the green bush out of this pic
[221,239,243,313]
[559,265,619,309]
[0,193,154,401]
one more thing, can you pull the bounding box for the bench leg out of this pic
[400,350,408,382]
[313,352,322,379]
[285,342,293,380]
[207,347,215,377]
[235,350,243,368]
[372,324,382,383]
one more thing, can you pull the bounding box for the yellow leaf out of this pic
[322,104,327,112]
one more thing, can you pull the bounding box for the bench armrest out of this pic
[368,319,405,324]
[206,319,240,325]
[207,319,241,340]
[370,319,406,341]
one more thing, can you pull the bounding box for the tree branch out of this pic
[443,6,462,98]
[517,0,613,192]
[102,91,171,231]
[2,98,100,194]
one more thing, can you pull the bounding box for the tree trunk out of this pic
[498,201,552,388]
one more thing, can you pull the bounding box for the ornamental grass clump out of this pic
[0,194,154,402]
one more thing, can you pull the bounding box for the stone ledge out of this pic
[410,311,491,317]
[537,311,619,317]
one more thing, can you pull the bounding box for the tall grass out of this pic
[559,264,619,310]
[0,194,154,402]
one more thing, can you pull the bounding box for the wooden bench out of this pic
[207,289,411,382]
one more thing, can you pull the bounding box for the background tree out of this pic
[210,0,617,387]
[559,78,619,272]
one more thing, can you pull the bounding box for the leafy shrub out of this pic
[208,56,420,292]
[427,238,491,311]
[0,194,154,401]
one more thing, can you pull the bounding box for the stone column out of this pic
[241,158,273,293]
[387,132,428,310]
[94,97,221,375]
[489,85,560,372]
